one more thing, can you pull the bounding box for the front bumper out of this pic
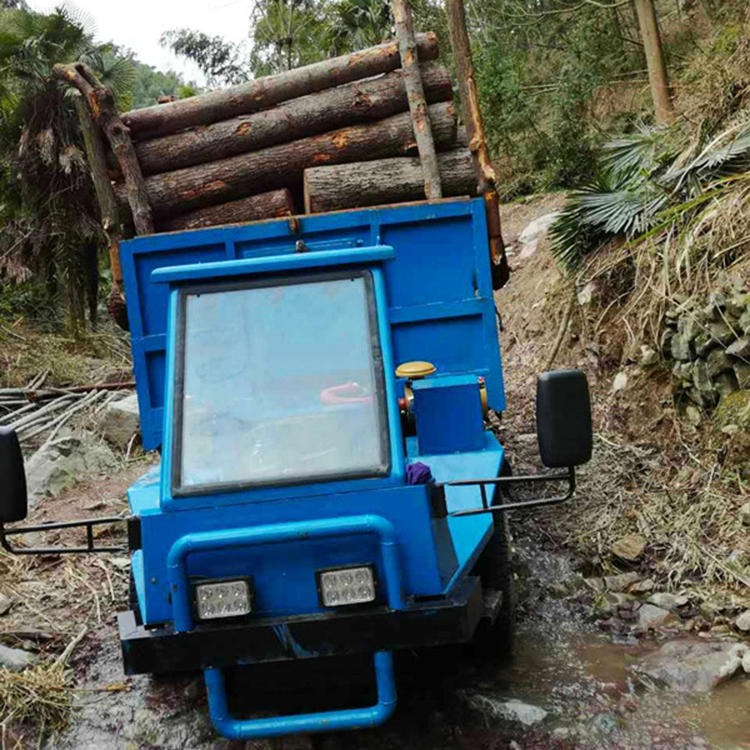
[118,576,482,675]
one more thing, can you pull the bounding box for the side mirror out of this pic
[536,369,593,469]
[0,427,28,523]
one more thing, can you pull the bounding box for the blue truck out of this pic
[0,196,592,740]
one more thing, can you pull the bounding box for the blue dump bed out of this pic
[121,198,505,451]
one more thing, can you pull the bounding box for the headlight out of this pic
[317,565,377,607]
[194,578,252,620]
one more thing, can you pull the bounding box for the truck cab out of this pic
[0,197,592,741]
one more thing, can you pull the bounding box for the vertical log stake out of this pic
[392,0,443,199]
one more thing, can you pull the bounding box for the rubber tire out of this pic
[473,459,515,656]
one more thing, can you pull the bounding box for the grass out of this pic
[0,319,132,389]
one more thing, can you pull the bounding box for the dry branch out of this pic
[122,33,440,139]
[133,63,452,175]
[53,63,154,236]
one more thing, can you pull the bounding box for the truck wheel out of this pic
[474,459,515,655]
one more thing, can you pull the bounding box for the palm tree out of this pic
[0,5,134,330]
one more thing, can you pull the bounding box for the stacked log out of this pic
[104,32,478,234]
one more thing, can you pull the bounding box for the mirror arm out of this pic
[0,517,128,555]
[446,466,576,517]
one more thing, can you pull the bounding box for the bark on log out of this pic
[122,33,440,139]
[134,63,452,175]
[304,149,475,213]
[118,102,458,218]
[53,62,154,236]
[633,0,674,123]
[392,0,442,199]
[445,0,496,192]
[73,97,129,329]
[159,189,295,232]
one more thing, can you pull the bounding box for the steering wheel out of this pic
[319,382,373,405]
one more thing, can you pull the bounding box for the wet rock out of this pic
[727,337,750,358]
[691,361,713,394]
[518,212,560,254]
[458,690,548,726]
[633,640,746,692]
[740,502,750,527]
[714,390,750,431]
[25,432,118,506]
[734,610,750,632]
[670,333,691,361]
[630,578,655,594]
[637,603,674,631]
[639,345,659,367]
[708,320,735,347]
[588,711,619,737]
[706,348,733,377]
[611,534,647,562]
[0,594,11,616]
[603,572,641,592]
[735,362,750,389]
[647,592,689,612]
[99,392,140,450]
[612,371,628,392]
[715,371,738,398]
[0,643,36,671]
[577,282,596,306]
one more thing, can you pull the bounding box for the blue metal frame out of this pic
[117,198,510,741]
[167,514,404,633]
[204,651,396,739]
[120,198,504,451]
[157,251,405,513]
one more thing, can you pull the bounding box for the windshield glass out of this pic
[174,271,389,493]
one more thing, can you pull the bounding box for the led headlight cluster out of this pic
[317,565,376,607]
[194,578,252,620]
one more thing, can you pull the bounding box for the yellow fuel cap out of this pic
[395,361,437,379]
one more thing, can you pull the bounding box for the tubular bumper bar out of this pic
[164,514,405,740]
[204,651,397,739]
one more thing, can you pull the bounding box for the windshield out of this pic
[173,270,389,493]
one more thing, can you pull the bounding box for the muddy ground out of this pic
[2,196,749,749]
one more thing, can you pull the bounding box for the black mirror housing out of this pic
[536,369,593,469]
[0,427,28,523]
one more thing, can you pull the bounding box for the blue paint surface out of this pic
[120,198,510,739]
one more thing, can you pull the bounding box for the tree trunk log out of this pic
[53,63,154,236]
[632,0,674,123]
[392,0,442,199]
[445,0,496,193]
[74,97,129,329]
[118,102,457,218]
[445,0,508,290]
[134,63,452,176]
[304,149,475,213]
[159,189,295,232]
[122,33,440,139]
